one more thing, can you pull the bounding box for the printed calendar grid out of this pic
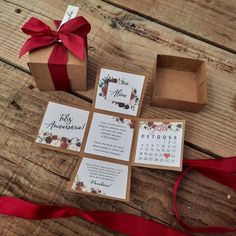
[133,120,185,171]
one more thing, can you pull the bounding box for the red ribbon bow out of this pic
[20,17,91,91]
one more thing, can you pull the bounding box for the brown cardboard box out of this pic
[28,21,87,91]
[151,54,207,112]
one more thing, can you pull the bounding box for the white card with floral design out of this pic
[70,157,129,201]
[133,120,185,171]
[36,102,89,152]
[94,68,146,116]
[84,112,135,161]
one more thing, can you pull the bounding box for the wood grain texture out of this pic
[0,62,235,235]
[104,0,236,53]
[0,0,236,158]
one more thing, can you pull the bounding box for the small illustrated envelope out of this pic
[36,67,185,202]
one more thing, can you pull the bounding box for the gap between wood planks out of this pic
[102,0,236,55]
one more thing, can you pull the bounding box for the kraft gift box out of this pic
[28,21,88,91]
[151,54,207,112]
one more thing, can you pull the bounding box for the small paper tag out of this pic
[58,5,79,29]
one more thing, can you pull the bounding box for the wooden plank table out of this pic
[0,0,235,235]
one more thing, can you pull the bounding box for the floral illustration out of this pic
[98,74,140,111]
[72,176,105,195]
[36,132,82,151]
[141,121,182,132]
[113,116,135,129]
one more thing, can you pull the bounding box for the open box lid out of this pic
[151,54,207,112]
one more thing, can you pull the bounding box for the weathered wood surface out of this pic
[104,0,236,53]
[0,0,235,235]
[0,62,235,235]
[1,0,236,158]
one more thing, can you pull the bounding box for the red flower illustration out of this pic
[60,142,69,149]
[130,93,135,100]
[61,137,68,142]
[102,86,107,95]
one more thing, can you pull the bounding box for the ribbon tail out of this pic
[19,37,34,57]
[173,158,236,234]
[48,43,71,91]
[195,167,236,190]
[0,196,188,236]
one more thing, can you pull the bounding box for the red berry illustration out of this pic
[76,142,81,147]
[45,136,52,144]
[76,181,84,187]
[91,188,97,194]
[52,135,58,140]
[118,102,125,107]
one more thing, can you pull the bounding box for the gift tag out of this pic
[133,120,185,171]
[58,5,79,29]
[94,68,146,116]
[84,112,135,162]
[70,157,130,201]
[36,102,89,153]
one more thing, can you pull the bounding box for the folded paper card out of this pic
[36,67,185,201]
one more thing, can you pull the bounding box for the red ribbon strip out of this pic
[174,156,236,233]
[0,156,235,235]
[19,17,91,91]
[0,196,188,236]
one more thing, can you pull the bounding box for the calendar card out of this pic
[94,68,147,116]
[132,120,185,171]
[69,157,131,201]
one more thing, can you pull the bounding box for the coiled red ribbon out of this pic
[19,17,91,91]
[0,156,235,235]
